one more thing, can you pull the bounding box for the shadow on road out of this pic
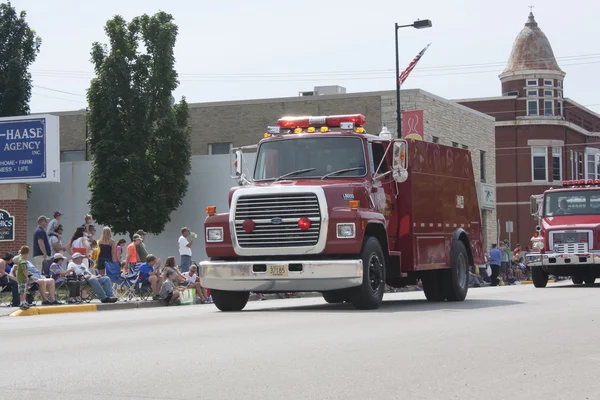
[547,283,600,289]
[245,297,523,314]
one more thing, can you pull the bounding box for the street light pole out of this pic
[394,19,432,139]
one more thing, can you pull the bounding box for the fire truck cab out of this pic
[528,179,600,287]
[200,114,485,311]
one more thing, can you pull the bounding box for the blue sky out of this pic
[11,0,600,115]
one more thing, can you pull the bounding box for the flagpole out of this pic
[394,23,401,139]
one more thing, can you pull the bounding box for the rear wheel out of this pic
[322,290,350,304]
[443,241,469,302]
[351,236,386,310]
[421,270,445,301]
[532,267,549,288]
[211,290,250,312]
[584,276,596,285]
[572,276,583,285]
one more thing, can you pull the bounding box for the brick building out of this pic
[458,12,600,249]
[48,88,497,247]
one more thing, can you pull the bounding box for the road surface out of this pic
[1,283,599,400]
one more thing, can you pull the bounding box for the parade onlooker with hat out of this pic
[68,253,117,303]
[126,235,142,272]
[49,253,81,304]
[135,230,149,262]
[46,210,63,235]
[33,215,52,271]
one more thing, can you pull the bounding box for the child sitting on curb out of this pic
[160,268,184,306]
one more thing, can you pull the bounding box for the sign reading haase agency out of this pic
[0,114,60,184]
[0,209,15,242]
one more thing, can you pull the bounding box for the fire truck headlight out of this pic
[533,241,544,251]
[337,223,356,239]
[206,227,224,242]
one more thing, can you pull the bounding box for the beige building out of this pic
[49,88,497,247]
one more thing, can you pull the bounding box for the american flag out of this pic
[399,43,431,85]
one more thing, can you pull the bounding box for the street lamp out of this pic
[395,19,432,138]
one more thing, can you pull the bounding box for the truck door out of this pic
[369,142,398,249]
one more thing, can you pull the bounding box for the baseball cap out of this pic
[37,215,48,223]
[72,252,84,259]
[53,253,65,260]
[53,211,63,217]
[136,230,147,236]
[133,234,143,241]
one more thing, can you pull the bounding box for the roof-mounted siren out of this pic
[276,114,366,134]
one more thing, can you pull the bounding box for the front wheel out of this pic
[532,267,549,288]
[351,236,386,310]
[211,290,250,312]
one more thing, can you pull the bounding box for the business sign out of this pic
[478,182,496,210]
[0,114,60,184]
[402,110,424,140]
[0,209,15,242]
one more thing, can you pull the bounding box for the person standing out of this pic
[178,227,195,273]
[97,227,117,276]
[126,235,142,272]
[489,244,503,286]
[46,211,63,235]
[115,239,126,262]
[49,224,67,256]
[33,215,52,272]
[500,240,510,280]
[135,230,149,262]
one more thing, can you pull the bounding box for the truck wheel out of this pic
[572,276,583,285]
[322,290,350,304]
[421,270,445,302]
[211,290,250,312]
[442,241,469,302]
[351,236,386,310]
[584,277,596,285]
[532,267,549,288]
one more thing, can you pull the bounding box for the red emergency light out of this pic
[277,114,366,130]
[563,179,600,187]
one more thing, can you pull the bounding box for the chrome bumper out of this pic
[198,259,363,292]
[525,253,542,267]
[539,251,600,266]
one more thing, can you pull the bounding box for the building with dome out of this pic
[458,12,600,249]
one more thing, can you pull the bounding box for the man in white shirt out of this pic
[178,227,194,273]
[68,253,117,303]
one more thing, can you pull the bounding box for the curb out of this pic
[10,304,97,317]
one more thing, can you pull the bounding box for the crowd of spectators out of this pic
[0,212,212,309]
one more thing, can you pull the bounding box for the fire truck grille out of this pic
[234,193,321,248]
[552,231,589,254]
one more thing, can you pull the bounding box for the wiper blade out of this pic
[321,167,363,180]
[274,168,316,182]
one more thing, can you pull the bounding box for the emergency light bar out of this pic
[276,114,366,130]
[562,179,600,187]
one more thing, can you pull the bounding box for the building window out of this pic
[587,154,597,180]
[532,146,547,181]
[452,142,458,148]
[462,145,468,150]
[480,150,486,183]
[527,90,537,97]
[552,147,562,182]
[527,79,538,86]
[504,91,519,96]
[544,90,553,97]
[544,100,554,116]
[578,153,584,179]
[527,100,539,116]
[558,90,563,98]
[208,143,232,155]
[544,79,553,87]
[60,151,86,162]
[558,80,563,88]
[571,150,575,180]
[558,101,563,117]
[432,136,439,144]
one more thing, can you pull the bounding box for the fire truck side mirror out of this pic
[230,149,244,182]
[530,195,539,217]
[392,140,408,183]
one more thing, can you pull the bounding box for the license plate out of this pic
[267,265,288,276]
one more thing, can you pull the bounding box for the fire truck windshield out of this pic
[544,190,600,216]
[254,136,367,181]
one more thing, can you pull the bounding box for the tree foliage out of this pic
[87,12,191,238]
[0,1,41,117]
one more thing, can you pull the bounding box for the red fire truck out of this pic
[528,180,600,287]
[200,114,485,311]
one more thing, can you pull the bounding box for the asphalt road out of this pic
[1,283,600,400]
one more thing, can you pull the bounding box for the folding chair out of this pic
[134,272,153,301]
[0,283,13,307]
[106,262,136,302]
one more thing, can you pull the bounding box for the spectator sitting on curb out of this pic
[138,255,163,300]
[469,267,484,287]
[0,252,20,307]
[160,268,184,305]
[11,251,61,306]
[183,264,209,303]
[163,256,189,284]
[68,253,117,303]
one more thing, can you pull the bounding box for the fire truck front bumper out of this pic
[525,252,542,267]
[198,259,363,292]
[539,251,600,266]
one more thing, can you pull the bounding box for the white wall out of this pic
[26,153,255,263]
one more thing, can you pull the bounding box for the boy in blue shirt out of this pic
[137,255,162,300]
[489,244,503,287]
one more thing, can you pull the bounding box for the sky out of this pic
[10,0,600,114]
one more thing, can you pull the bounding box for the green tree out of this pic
[0,1,41,117]
[87,12,191,239]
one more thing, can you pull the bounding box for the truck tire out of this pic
[532,267,549,288]
[351,236,386,310]
[572,276,583,285]
[211,290,250,312]
[585,277,596,285]
[322,290,350,304]
[442,240,469,302]
[421,270,445,302]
